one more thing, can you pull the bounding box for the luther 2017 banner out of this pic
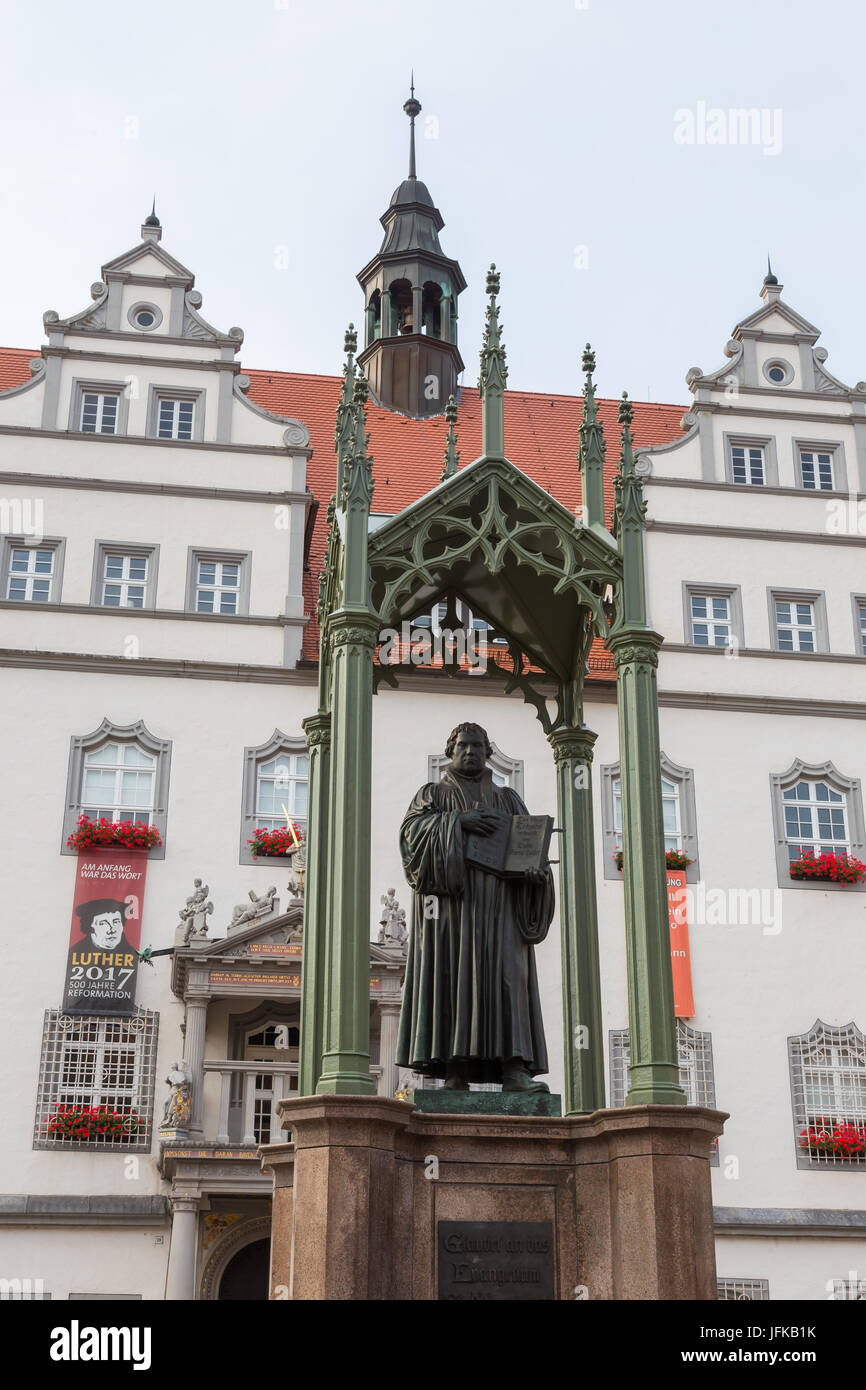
[667,869,695,1019]
[62,850,148,1015]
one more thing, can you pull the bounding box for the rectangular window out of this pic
[857,602,866,657]
[614,776,682,853]
[782,781,849,862]
[800,449,835,491]
[195,559,239,614]
[731,445,765,485]
[775,599,816,652]
[157,397,195,440]
[80,391,119,435]
[34,1010,157,1152]
[690,593,731,646]
[100,553,148,608]
[6,546,55,601]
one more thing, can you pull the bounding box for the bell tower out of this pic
[356,82,466,418]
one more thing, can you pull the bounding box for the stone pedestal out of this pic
[262,1096,726,1301]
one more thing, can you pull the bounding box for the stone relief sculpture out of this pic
[229,886,278,931]
[160,1060,192,1132]
[177,878,213,944]
[378,887,407,947]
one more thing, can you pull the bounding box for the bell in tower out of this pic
[356,82,466,419]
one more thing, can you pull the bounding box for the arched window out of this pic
[366,290,382,345]
[789,1020,866,1169]
[62,719,171,858]
[421,281,442,338]
[240,730,308,863]
[388,279,413,335]
[770,759,866,890]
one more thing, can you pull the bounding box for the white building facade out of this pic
[0,207,863,1300]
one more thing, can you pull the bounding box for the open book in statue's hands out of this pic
[464,812,553,878]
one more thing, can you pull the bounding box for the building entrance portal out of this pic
[217,1238,270,1301]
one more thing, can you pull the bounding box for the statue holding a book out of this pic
[396,722,555,1092]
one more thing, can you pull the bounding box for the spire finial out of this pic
[764,254,779,287]
[479,264,507,457]
[144,195,160,228]
[440,396,461,482]
[578,344,605,529]
[141,196,162,242]
[403,78,421,179]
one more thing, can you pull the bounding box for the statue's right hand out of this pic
[460,809,503,837]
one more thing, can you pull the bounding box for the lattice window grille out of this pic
[790,1021,866,1169]
[829,1279,866,1300]
[33,1008,158,1151]
[717,1279,770,1301]
[610,1022,718,1161]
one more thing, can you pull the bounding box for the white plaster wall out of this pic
[0,1228,169,1301]
[0,377,44,426]
[715,1235,866,1302]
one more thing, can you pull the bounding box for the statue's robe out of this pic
[396,768,554,1083]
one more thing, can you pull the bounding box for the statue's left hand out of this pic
[524,867,548,885]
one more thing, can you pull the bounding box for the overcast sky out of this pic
[2,0,864,404]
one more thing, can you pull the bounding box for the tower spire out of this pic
[440,396,460,481]
[578,344,606,530]
[403,77,421,179]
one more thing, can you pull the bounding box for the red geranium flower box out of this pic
[46,1104,145,1141]
[248,824,304,859]
[788,850,866,884]
[614,848,692,872]
[798,1118,866,1160]
[66,815,161,852]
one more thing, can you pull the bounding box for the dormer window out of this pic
[731,444,765,485]
[127,302,163,332]
[80,391,119,435]
[158,398,194,440]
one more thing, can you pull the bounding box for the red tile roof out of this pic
[0,348,687,675]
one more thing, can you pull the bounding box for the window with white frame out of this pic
[245,1025,298,1145]
[856,600,866,656]
[602,753,699,882]
[730,444,765,485]
[99,553,148,608]
[81,743,157,826]
[774,598,816,652]
[689,593,732,646]
[157,397,195,440]
[609,1021,718,1161]
[80,391,120,435]
[717,1279,769,1301]
[789,1020,866,1170]
[195,559,240,614]
[33,1009,158,1152]
[6,545,58,601]
[62,719,172,857]
[828,1279,866,1300]
[799,449,835,491]
[782,780,849,862]
[254,753,309,831]
[240,731,308,863]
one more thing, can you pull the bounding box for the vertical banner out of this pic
[666,869,695,1019]
[63,850,148,1015]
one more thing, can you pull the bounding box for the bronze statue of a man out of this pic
[396,722,554,1092]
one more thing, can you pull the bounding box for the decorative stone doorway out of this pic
[217,1238,271,1301]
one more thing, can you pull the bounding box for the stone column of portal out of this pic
[548,726,605,1115]
[315,612,379,1095]
[184,995,209,1138]
[297,711,331,1096]
[164,1195,200,1300]
[376,1002,402,1099]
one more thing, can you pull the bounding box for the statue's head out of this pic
[446,723,492,778]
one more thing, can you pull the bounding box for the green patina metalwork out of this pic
[298,287,686,1113]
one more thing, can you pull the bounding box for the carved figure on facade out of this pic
[229,886,278,931]
[378,888,407,947]
[177,878,213,944]
[160,1060,192,1131]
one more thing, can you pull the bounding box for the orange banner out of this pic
[667,869,695,1018]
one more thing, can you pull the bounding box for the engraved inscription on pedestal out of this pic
[437,1221,555,1301]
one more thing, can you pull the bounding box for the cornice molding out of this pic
[646,516,866,548]
[663,641,865,665]
[0,465,311,502]
[0,599,306,627]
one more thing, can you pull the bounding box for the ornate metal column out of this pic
[479,265,506,459]
[315,366,379,1096]
[548,725,605,1115]
[297,710,331,1096]
[607,396,685,1106]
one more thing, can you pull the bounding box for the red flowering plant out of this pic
[46,1104,144,1142]
[614,848,692,872]
[247,823,305,859]
[788,850,866,884]
[66,815,162,852]
[798,1117,866,1160]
